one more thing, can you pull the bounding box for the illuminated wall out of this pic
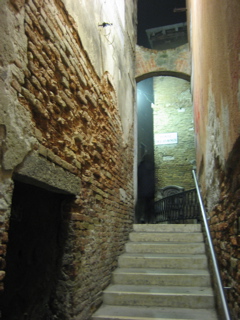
[154,76,195,191]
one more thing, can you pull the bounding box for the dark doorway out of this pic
[1,180,72,320]
[136,78,155,223]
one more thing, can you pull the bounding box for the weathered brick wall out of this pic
[136,44,191,82]
[0,0,136,319]
[208,139,240,320]
[154,76,195,191]
[187,0,240,318]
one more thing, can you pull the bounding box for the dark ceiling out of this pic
[137,0,186,48]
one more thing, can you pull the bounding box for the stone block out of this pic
[15,151,81,194]
[11,79,22,93]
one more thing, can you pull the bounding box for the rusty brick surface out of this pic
[208,151,240,320]
[0,0,135,318]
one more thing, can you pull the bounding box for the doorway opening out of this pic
[1,180,73,320]
[136,75,195,223]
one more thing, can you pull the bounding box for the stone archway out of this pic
[135,45,192,223]
[135,43,191,82]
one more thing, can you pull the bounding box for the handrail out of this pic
[192,170,231,320]
[154,188,200,223]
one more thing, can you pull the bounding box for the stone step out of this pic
[133,224,202,233]
[125,242,205,254]
[103,284,215,309]
[118,253,208,269]
[92,305,218,320]
[91,224,218,320]
[112,268,211,287]
[129,232,203,243]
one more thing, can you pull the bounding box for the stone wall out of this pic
[154,76,195,191]
[0,0,137,319]
[187,0,240,318]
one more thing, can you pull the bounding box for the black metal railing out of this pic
[154,188,201,223]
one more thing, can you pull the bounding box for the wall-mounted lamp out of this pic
[98,22,113,27]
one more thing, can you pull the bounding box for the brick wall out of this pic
[208,139,240,319]
[0,0,136,319]
[154,76,195,191]
[136,44,191,82]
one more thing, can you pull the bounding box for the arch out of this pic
[136,71,190,83]
[135,44,191,82]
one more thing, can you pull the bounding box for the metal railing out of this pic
[154,188,201,223]
[192,169,231,320]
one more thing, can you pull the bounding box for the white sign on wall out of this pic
[155,132,178,145]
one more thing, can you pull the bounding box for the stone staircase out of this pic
[92,224,218,320]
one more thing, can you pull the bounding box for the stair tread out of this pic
[133,224,202,233]
[105,284,214,295]
[92,305,218,320]
[130,232,203,239]
[127,241,204,245]
[130,232,202,235]
[125,242,205,254]
[120,253,207,258]
[113,268,210,275]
